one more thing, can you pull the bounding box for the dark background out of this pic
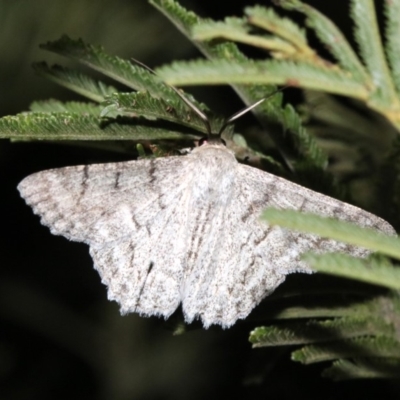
[1,1,399,399]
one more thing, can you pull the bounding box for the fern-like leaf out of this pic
[250,317,392,347]
[101,91,221,134]
[150,0,199,38]
[262,208,400,258]
[192,17,297,55]
[152,0,329,179]
[384,0,400,95]
[32,62,117,102]
[292,336,400,364]
[323,358,400,380]
[350,0,398,106]
[29,100,103,114]
[245,6,308,53]
[0,112,199,141]
[275,0,369,82]
[303,253,400,290]
[40,35,201,106]
[157,58,369,97]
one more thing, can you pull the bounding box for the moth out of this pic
[18,68,395,328]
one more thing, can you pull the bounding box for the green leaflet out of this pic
[262,209,400,258]
[0,111,200,141]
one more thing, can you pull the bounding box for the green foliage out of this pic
[275,0,369,81]
[350,0,398,107]
[101,91,222,134]
[0,35,216,145]
[1,111,199,141]
[40,36,179,98]
[149,0,400,382]
[303,254,400,290]
[259,207,400,379]
[157,0,400,130]
[245,6,308,52]
[32,63,117,103]
[30,100,103,114]
[292,336,400,363]
[158,59,367,96]
[323,358,400,380]
[250,317,393,347]
[262,209,400,258]
[2,0,400,383]
[384,0,400,94]
[152,0,328,185]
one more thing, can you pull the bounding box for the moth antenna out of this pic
[218,98,266,136]
[131,58,212,136]
[218,86,288,136]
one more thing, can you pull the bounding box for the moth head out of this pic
[198,135,226,147]
[168,83,286,147]
[171,87,283,149]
